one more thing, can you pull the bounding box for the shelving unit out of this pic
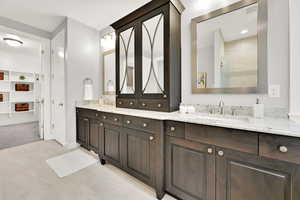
[0,69,39,117]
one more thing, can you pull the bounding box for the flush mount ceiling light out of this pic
[240,29,249,34]
[3,34,23,47]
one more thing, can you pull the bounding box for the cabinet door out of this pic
[121,128,155,186]
[216,147,300,200]
[103,124,122,167]
[117,25,136,96]
[141,11,166,97]
[89,119,100,153]
[166,136,215,200]
[77,116,89,149]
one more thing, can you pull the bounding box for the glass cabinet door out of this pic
[119,27,135,94]
[142,14,164,94]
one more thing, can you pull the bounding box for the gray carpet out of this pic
[0,122,40,150]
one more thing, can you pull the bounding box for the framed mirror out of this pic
[191,0,268,94]
[103,50,116,95]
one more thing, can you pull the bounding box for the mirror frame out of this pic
[191,0,268,94]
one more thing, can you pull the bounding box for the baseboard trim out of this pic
[64,142,80,150]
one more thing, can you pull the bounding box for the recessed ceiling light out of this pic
[240,29,249,34]
[3,34,23,47]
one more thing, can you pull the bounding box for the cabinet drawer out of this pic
[165,121,185,138]
[186,124,258,154]
[77,108,100,119]
[123,116,161,134]
[259,134,300,165]
[138,99,168,112]
[117,99,137,109]
[101,113,122,126]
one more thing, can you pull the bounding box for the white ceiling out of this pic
[0,0,150,32]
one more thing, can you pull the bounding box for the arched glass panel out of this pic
[119,27,135,94]
[142,14,164,94]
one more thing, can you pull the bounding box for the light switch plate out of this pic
[269,85,280,98]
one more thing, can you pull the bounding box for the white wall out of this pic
[181,0,290,109]
[289,0,300,121]
[65,18,100,145]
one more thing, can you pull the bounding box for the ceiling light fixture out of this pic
[240,29,249,34]
[3,34,23,47]
[101,32,116,51]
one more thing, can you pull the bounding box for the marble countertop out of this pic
[77,104,300,138]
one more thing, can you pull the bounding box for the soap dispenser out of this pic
[253,98,264,118]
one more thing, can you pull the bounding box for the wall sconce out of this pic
[101,32,116,51]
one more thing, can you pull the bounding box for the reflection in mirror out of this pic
[197,3,258,89]
[119,27,135,94]
[103,50,115,95]
[142,14,164,94]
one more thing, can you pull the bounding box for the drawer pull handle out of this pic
[157,104,162,108]
[126,120,131,124]
[129,102,134,106]
[143,123,148,128]
[103,116,107,120]
[170,127,176,132]
[84,118,89,122]
[114,118,118,122]
[142,103,147,107]
[279,146,288,153]
[218,151,224,157]
[149,136,154,141]
[99,123,104,127]
[208,148,213,154]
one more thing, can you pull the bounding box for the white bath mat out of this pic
[46,149,98,178]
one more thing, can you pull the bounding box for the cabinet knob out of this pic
[143,123,148,128]
[95,113,98,117]
[126,120,131,124]
[208,148,213,154]
[218,151,224,157]
[279,146,288,153]
[99,123,104,127]
[142,103,147,107]
[163,95,167,98]
[103,116,107,119]
[149,136,154,141]
[114,118,118,122]
[157,104,162,108]
[129,102,134,106]
[118,101,122,105]
[170,127,176,132]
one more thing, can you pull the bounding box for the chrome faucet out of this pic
[219,99,225,115]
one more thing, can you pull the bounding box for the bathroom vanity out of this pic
[76,105,300,200]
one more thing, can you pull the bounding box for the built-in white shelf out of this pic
[0,69,39,116]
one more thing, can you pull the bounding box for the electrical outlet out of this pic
[269,85,280,98]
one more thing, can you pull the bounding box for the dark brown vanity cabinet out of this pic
[165,122,300,200]
[102,123,122,167]
[166,136,215,200]
[111,0,184,112]
[76,109,101,153]
[216,147,300,200]
[121,128,155,186]
[77,116,89,149]
[76,108,165,199]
